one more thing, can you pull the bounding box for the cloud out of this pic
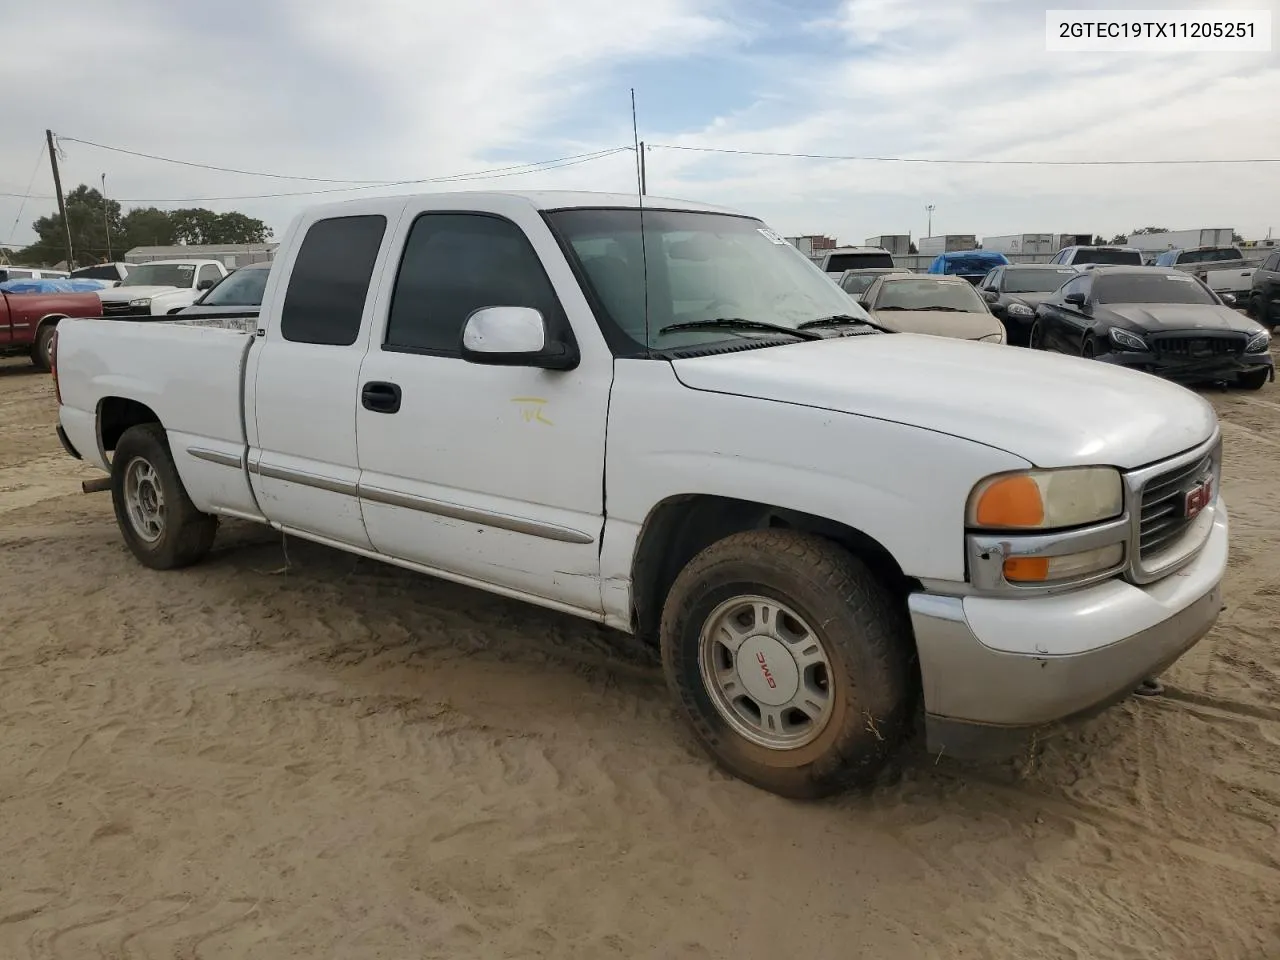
[2,0,1276,257]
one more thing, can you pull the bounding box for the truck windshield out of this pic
[120,263,196,288]
[1094,273,1218,305]
[546,208,871,350]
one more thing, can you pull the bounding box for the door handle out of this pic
[361,381,402,414]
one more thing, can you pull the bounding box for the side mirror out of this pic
[197,278,216,291]
[982,290,999,303]
[1221,293,1237,306]
[460,306,578,370]
[1064,292,1087,307]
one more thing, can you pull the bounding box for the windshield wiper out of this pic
[657,317,823,340]
[797,313,895,334]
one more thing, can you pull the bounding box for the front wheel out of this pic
[1081,337,1096,359]
[1237,368,1270,391]
[110,423,218,569]
[659,530,914,799]
[1028,320,1046,350]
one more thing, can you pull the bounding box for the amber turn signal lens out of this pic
[1003,557,1050,582]
[974,475,1045,528]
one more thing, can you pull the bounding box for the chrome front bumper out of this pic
[910,501,1228,759]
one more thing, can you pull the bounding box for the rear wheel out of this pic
[110,423,218,569]
[30,323,57,372]
[659,530,914,799]
[1237,368,1270,391]
[1028,321,1045,350]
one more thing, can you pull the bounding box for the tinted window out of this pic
[1072,248,1143,266]
[0,269,34,281]
[826,251,894,271]
[121,263,197,287]
[72,264,121,280]
[281,215,387,346]
[1059,275,1091,300]
[1094,273,1217,305]
[198,264,222,288]
[384,213,563,355]
[1177,247,1240,264]
[1003,268,1078,293]
[1262,252,1280,272]
[840,273,880,295]
[202,265,270,306]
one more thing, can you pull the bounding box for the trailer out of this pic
[864,235,911,257]
[1056,233,1093,250]
[981,233,1054,256]
[1128,228,1235,253]
[917,234,977,257]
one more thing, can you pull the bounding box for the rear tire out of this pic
[1237,368,1270,391]
[30,323,56,372]
[659,530,913,799]
[110,423,218,570]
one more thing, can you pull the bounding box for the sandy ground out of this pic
[0,354,1277,960]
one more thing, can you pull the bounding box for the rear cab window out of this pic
[826,251,894,271]
[280,215,388,345]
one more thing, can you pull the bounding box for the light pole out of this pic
[101,173,113,261]
[925,203,935,239]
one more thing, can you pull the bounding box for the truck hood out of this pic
[99,285,183,301]
[670,334,1217,470]
[1107,303,1261,334]
[870,309,1001,341]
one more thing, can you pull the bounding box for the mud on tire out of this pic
[110,423,218,570]
[659,529,915,799]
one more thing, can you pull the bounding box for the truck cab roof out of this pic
[306,189,742,218]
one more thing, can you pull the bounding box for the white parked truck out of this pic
[50,190,1229,799]
[982,233,1054,256]
[1129,228,1235,253]
[97,259,229,317]
[917,235,977,256]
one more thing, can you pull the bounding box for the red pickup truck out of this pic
[0,290,102,371]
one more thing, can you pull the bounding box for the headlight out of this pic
[1109,327,1147,351]
[978,331,1004,343]
[1007,302,1034,318]
[966,467,1123,530]
[1245,330,1270,353]
[129,297,152,308]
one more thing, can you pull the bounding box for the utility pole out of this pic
[46,129,74,268]
[101,173,112,261]
[638,141,647,195]
[925,203,935,239]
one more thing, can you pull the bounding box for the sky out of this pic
[1,0,1277,254]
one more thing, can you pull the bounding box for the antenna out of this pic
[631,88,651,354]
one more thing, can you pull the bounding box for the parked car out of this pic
[835,267,905,297]
[857,274,1006,342]
[0,266,70,283]
[1050,245,1144,268]
[97,259,229,318]
[1247,249,1280,330]
[70,262,131,285]
[0,288,102,370]
[1031,266,1272,389]
[176,261,271,317]
[926,250,1009,285]
[977,264,1079,346]
[52,190,1228,799]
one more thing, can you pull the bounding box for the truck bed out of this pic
[55,316,261,519]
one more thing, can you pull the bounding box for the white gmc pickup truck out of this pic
[51,190,1229,798]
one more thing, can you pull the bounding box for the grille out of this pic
[101,301,150,319]
[1151,334,1244,361]
[1138,451,1215,559]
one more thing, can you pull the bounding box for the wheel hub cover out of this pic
[736,634,800,706]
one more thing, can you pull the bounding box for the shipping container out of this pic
[1127,228,1235,252]
[864,235,911,257]
[981,233,1054,255]
[1056,234,1093,250]
[916,234,977,257]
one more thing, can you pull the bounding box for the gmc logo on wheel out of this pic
[1184,477,1213,519]
[756,651,778,689]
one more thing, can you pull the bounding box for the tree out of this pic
[13,183,272,267]
[1110,233,1129,244]
[1093,235,1107,245]
[908,241,918,254]
[1131,226,1170,235]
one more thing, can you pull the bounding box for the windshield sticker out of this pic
[1165,274,1194,281]
[757,227,788,245]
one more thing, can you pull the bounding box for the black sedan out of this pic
[977,264,1079,346]
[1031,266,1273,389]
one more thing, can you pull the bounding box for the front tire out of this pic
[1028,320,1045,350]
[110,423,218,570]
[1237,368,1270,391]
[1082,337,1096,359]
[659,530,914,799]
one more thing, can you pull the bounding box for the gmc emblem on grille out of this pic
[1184,477,1213,519]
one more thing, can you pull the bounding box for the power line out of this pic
[646,143,1280,166]
[5,141,48,246]
[0,147,632,205]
